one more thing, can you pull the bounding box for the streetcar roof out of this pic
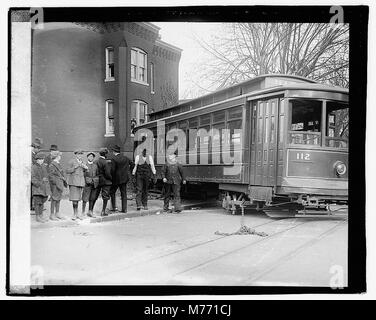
[150,74,347,118]
[136,75,349,128]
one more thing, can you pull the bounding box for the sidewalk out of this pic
[31,195,218,229]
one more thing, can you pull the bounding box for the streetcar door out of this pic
[267,99,278,186]
[253,99,278,186]
[254,100,265,185]
[249,101,257,185]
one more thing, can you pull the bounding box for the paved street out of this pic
[31,205,347,287]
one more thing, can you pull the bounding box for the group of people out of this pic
[30,139,187,223]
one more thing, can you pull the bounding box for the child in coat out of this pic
[31,153,50,222]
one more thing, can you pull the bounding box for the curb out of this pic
[89,207,162,223]
[31,200,219,228]
[89,201,219,223]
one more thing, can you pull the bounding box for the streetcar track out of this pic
[170,220,310,279]
[76,217,283,284]
[243,220,347,285]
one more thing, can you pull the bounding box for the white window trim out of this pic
[131,79,149,86]
[105,46,115,82]
[105,99,115,137]
[131,47,148,85]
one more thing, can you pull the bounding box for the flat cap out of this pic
[35,153,45,160]
[99,148,108,155]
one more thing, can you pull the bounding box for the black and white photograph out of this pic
[4,3,370,300]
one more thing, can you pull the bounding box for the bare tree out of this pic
[187,23,349,96]
[182,23,349,138]
[160,80,179,109]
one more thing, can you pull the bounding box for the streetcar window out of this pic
[325,101,348,148]
[228,120,242,147]
[189,118,198,128]
[289,99,322,146]
[178,120,189,162]
[228,106,243,119]
[168,123,177,131]
[188,118,199,164]
[197,125,210,164]
[213,110,225,123]
[166,123,177,148]
[212,122,225,164]
[200,114,211,126]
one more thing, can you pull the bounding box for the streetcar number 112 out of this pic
[296,152,310,160]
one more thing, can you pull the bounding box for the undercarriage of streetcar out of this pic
[220,188,348,218]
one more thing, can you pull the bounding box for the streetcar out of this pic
[134,74,348,217]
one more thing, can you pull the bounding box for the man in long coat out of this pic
[108,145,132,213]
[93,148,112,216]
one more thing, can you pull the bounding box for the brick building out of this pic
[31,22,181,161]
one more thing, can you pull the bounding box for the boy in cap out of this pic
[44,144,60,169]
[92,148,112,216]
[66,149,88,220]
[31,153,50,222]
[82,152,99,217]
[30,137,42,211]
[162,151,186,213]
[48,151,67,220]
[31,138,42,165]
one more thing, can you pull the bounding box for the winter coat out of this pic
[84,162,99,188]
[161,162,186,185]
[66,158,86,187]
[31,163,51,196]
[96,157,112,186]
[109,153,131,185]
[48,161,67,193]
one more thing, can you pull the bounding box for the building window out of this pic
[105,47,115,81]
[131,48,148,85]
[131,100,148,136]
[105,100,115,136]
[150,62,155,94]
